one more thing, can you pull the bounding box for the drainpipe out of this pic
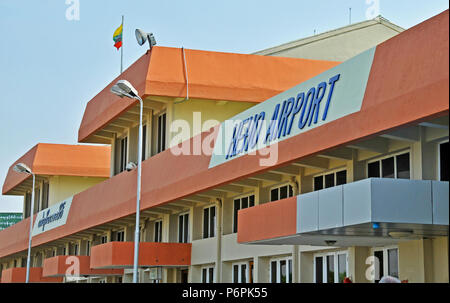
[215,198,222,283]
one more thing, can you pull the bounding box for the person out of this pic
[379,276,401,283]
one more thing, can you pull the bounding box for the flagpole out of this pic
[121,15,124,74]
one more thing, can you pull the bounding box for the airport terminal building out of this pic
[0,11,448,283]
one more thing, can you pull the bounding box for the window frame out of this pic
[201,265,215,283]
[232,261,252,283]
[202,205,216,239]
[371,245,399,282]
[100,235,108,244]
[154,220,163,242]
[313,168,347,191]
[157,112,167,154]
[119,135,129,173]
[269,256,293,283]
[313,250,349,283]
[438,140,449,181]
[115,230,125,242]
[269,183,294,202]
[178,212,190,243]
[232,193,255,233]
[366,150,411,180]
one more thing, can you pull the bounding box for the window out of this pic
[233,262,252,283]
[115,230,125,242]
[86,241,91,256]
[178,213,189,243]
[203,206,216,239]
[34,187,40,213]
[41,182,49,210]
[154,220,162,242]
[270,184,293,202]
[314,251,348,283]
[202,266,214,283]
[62,247,66,256]
[157,113,166,154]
[101,235,108,244]
[74,244,79,256]
[233,194,255,233]
[52,250,56,257]
[367,152,410,179]
[142,124,147,161]
[314,170,347,191]
[270,258,292,283]
[439,141,449,181]
[24,192,31,218]
[372,247,399,283]
[119,136,128,173]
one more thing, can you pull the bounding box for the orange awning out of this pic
[2,143,111,195]
[78,46,340,143]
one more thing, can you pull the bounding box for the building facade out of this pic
[0,11,448,283]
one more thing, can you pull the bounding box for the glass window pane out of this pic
[374,250,384,283]
[288,185,293,197]
[336,170,347,185]
[183,214,189,243]
[326,255,335,283]
[338,254,347,283]
[178,215,183,243]
[271,261,277,283]
[233,199,240,233]
[241,264,246,283]
[440,142,449,181]
[396,153,410,179]
[382,157,395,178]
[210,207,215,238]
[288,260,292,283]
[202,268,207,283]
[388,249,399,278]
[315,257,323,283]
[249,261,254,283]
[203,208,209,238]
[280,260,287,283]
[209,268,214,283]
[142,124,147,161]
[325,173,334,188]
[233,265,239,283]
[368,161,380,178]
[270,188,278,202]
[314,176,323,191]
[249,195,255,207]
[280,186,288,199]
[242,197,248,209]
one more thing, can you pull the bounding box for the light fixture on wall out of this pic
[324,240,337,246]
[388,231,414,238]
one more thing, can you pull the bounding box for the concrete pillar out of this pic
[292,245,300,282]
[215,199,222,283]
[348,246,371,283]
[255,257,269,283]
[299,251,314,283]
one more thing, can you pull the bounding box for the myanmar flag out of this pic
[113,24,123,50]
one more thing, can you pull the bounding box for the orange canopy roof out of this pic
[78,46,340,142]
[2,143,111,195]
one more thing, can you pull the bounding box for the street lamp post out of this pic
[111,80,143,283]
[13,163,35,283]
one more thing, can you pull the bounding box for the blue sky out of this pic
[0,0,448,213]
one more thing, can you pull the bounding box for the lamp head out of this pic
[13,163,32,174]
[110,80,139,99]
[126,162,137,172]
[135,29,156,49]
